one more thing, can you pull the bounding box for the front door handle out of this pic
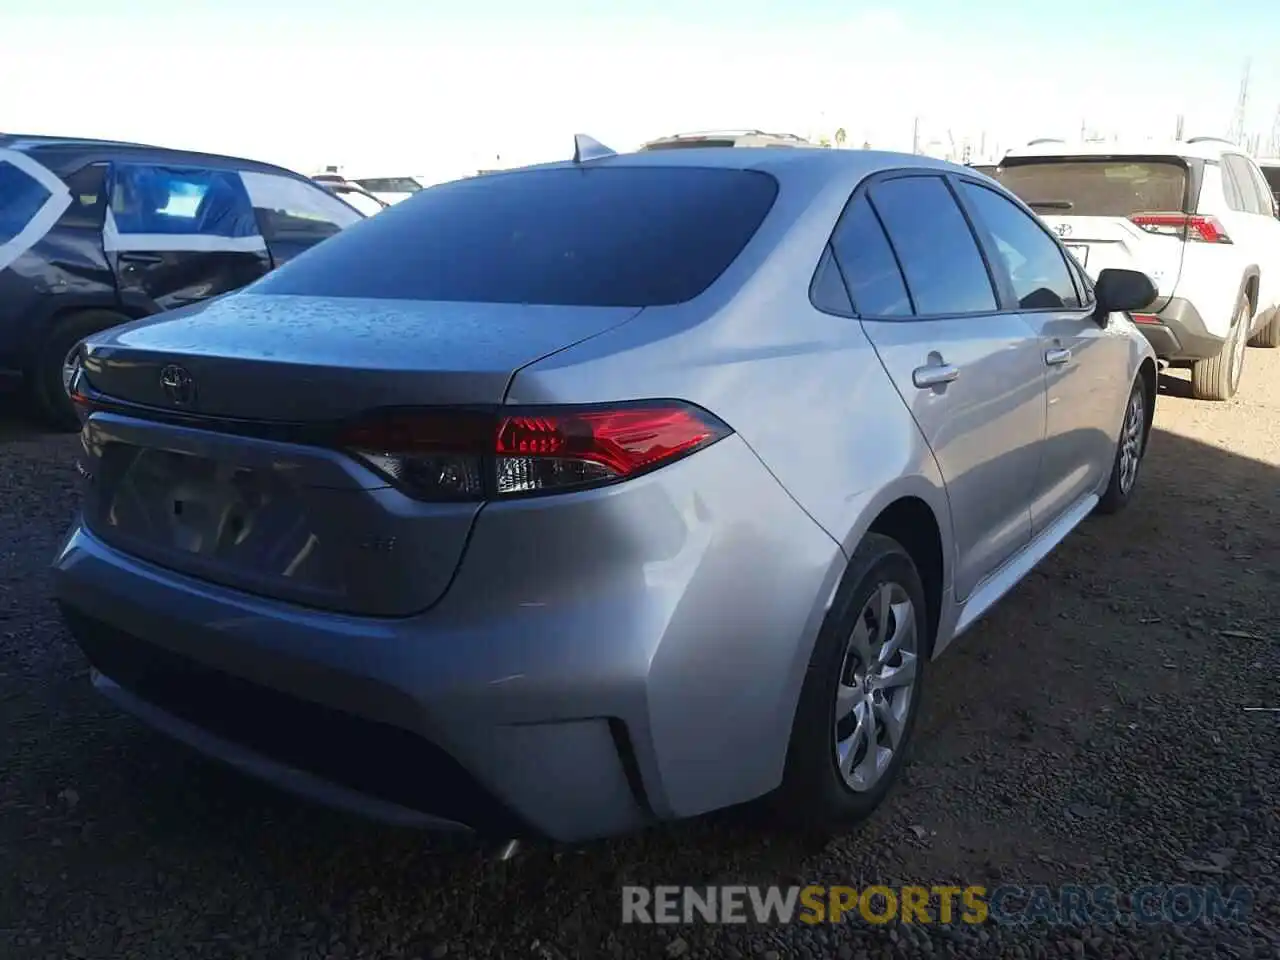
[1045,347,1072,366]
[912,362,961,389]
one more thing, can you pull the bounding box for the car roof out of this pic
[1256,156,1280,167]
[488,146,969,189]
[1004,139,1252,163]
[0,132,309,180]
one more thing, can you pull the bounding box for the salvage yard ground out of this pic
[1,351,1277,959]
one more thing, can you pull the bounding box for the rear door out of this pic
[240,170,363,267]
[837,173,1047,601]
[104,162,271,313]
[1221,154,1280,316]
[995,156,1190,310]
[955,176,1130,532]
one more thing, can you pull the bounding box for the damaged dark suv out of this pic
[0,135,365,428]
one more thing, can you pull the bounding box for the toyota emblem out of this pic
[159,364,196,406]
[1054,222,1072,238]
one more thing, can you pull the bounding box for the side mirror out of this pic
[1094,268,1156,318]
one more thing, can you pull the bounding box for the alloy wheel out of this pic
[1117,388,1144,494]
[833,581,919,792]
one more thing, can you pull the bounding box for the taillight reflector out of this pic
[338,402,732,501]
[1129,313,1160,325]
[1129,212,1232,244]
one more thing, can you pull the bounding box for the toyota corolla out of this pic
[54,138,1159,843]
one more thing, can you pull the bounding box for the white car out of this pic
[346,175,427,205]
[995,138,1280,400]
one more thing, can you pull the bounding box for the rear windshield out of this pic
[642,139,737,150]
[251,166,780,307]
[995,158,1188,217]
[354,177,422,193]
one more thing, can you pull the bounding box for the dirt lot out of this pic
[1,349,1277,960]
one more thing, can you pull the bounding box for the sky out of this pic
[3,0,1280,179]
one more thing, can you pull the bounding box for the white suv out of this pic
[994,139,1280,400]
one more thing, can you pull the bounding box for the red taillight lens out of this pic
[337,402,732,501]
[1129,313,1160,325]
[1129,212,1232,244]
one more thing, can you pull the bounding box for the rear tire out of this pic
[1248,311,1280,348]
[1190,294,1249,401]
[772,533,930,832]
[30,309,129,432]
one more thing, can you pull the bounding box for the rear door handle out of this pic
[912,362,960,389]
[1045,347,1072,366]
[118,252,165,265]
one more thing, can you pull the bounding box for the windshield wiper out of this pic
[1027,200,1074,210]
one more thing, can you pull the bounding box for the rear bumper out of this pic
[1134,297,1223,361]
[52,434,844,842]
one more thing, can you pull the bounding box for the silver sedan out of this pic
[54,140,1158,842]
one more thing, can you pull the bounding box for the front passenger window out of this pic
[959,181,1080,309]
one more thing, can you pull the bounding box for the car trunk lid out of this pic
[75,293,642,616]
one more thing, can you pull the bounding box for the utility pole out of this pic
[912,117,920,155]
[1227,59,1251,144]
[1270,106,1280,157]
[1175,114,1185,140]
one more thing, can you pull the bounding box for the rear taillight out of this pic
[337,402,732,501]
[1129,313,1160,325]
[1129,212,1232,244]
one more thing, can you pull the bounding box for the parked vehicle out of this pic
[639,129,813,150]
[315,178,389,217]
[0,134,365,428]
[967,163,997,177]
[1257,157,1280,208]
[997,138,1280,399]
[55,139,1158,844]
[347,175,427,205]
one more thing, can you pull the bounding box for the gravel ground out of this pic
[1,349,1278,960]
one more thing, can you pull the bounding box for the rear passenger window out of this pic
[827,194,912,316]
[58,164,107,230]
[240,171,363,243]
[1223,156,1266,215]
[109,165,259,238]
[810,244,854,315]
[868,176,998,315]
[959,181,1080,309]
[0,158,52,244]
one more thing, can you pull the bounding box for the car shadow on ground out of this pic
[3,409,1277,959]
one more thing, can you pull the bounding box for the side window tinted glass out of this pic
[810,244,854,315]
[1223,157,1261,213]
[110,164,259,237]
[1217,162,1243,211]
[959,181,1080,309]
[240,170,364,244]
[828,194,912,316]
[1245,162,1278,216]
[868,176,997,315]
[0,158,53,243]
[58,164,107,230]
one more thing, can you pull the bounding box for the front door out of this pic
[104,163,271,314]
[831,173,1047,601]
[954,177,1131,533]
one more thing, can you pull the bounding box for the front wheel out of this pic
[1096,377,1149,515]
[772,533,929,830]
